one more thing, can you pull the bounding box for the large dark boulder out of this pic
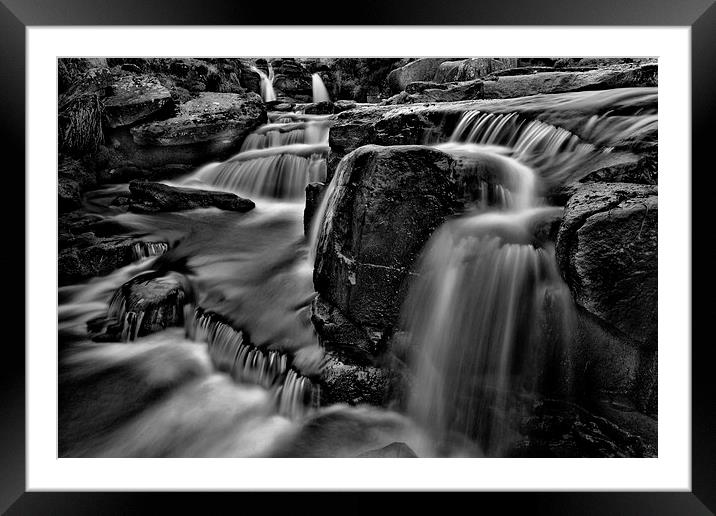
[314,145,459,331]
[128,180,255,213]
[556,183,657,348]
[304,182,325,236]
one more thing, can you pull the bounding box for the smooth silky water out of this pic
[59,89,653,458]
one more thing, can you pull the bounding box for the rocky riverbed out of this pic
[57,57,658,458]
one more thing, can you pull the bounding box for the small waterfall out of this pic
[312,73,331,103]
[105,271,190,342]
[180,119,330,201]
[131,241,168,261]
[185,306,318,417]
[253,64,277,103]
[404,119,578,456]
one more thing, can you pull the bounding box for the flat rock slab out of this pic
[103,73,173,128]
[130,92,266,147]
[128,180,255,213]
[482,64,657,99]
[556,182,657,348]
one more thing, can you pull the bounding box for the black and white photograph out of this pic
[56,55,659,459]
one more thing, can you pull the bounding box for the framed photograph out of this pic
[6,0,711,512]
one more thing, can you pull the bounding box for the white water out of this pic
[253,64,276,102]
[312,73,331,103]
[401,113,581,456]
[179,119,330,201]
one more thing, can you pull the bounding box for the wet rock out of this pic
[270,58,312,101]
[99,271,191,341]
[314,145,459,330]
[128,180,255,213]
[311,296,376,360]
[58,180,82,212]
[103,73,173,128]
[131,92,266,147]
[58,157,98,212]
[333,99,357,113]
[304,182,325,236]
[385,80,484,104]
[303,101,334,115]
[357,441,417,458]
[434,58,534,83]
[482,64,657,99]
[387,58,456,92]
[320,351,394,407]
[328,89,657,179]
[58,236,167,286]
[510,399,653,458]
[556,183,657,348]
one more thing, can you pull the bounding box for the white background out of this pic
[27,26,691,491]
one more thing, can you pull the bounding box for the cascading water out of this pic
[178,116,331,201]
[401,113,579,456]
[253,64,277,103]
[312,73,331,103]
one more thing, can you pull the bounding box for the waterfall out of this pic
[253,64,277,103]
[312,73,331,103]
[403,119,578,456]
[185,306,318,417]
[180,119,330,201]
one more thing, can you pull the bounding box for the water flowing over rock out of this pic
[128,180,255,213]
[57,57,660,459]
[125,92,267,166]
[182,116,330,200]
[185,307,318,418]
[253,64,277,102]
[328,88,657,181]
[58,236,168,286]
[556,182,658,348]
[313,145,460,331]
[100,271,191,341]
[312,73,331,103]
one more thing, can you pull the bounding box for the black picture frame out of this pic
[4,0,712,513]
